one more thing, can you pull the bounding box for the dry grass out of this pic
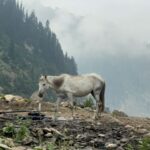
[0,101,150,130]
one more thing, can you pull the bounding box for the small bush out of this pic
[59,141,71,150]
[2,119,31,142]
[47,143,55,150]
[34,147,43,150]
[2,122,15,137]
[125,144,134,150]
[84,97,93,108]
[24,98,32,103]
[139,137,150,150]
[15,118,31,142]
[15,125,30,142]
[16,117,32,127]
[125,137,150,150]
[0,94,5,101]
[112,110,128,117]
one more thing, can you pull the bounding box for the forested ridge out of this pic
[0,0,77,97]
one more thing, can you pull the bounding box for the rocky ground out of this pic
[0,96,150,150]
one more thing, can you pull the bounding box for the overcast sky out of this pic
[21,0,150,73]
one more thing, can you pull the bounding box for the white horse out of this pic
[38,73,105,119]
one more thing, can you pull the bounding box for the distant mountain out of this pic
[0,0,77,97]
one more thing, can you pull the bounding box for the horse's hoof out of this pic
[53,117,58,121]
[53,114,59,121]
[70,115,76,120]
[92,115,97,121]
[92,114,101,121]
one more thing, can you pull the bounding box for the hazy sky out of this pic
[21,0,150,72]
[21,0,150,116]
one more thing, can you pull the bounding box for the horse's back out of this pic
[84,73,105,83]
[57,73,104,96]
[60,73,104,83]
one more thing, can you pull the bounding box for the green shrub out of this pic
[15,125,30,142]
[34,147,43,150]
[15,118,31,142]
[24,98,32,103]
[112,110,128,117]
[125,137,150,150]
[0,94,5,101]
[2,122,15,137]
[47,143,55,150]
[2,119,31,142]
[84,97,93,108]
[125,144,134,150]
[16,117,32,127]
[139,137,150,150]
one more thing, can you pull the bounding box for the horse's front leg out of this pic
[54,96,61,120]
[67,93,75,120]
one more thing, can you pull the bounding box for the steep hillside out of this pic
[0,0,77,97]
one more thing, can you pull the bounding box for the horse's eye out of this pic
[43,84,46,86]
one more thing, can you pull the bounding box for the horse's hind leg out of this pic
[91,90,96,99]
[93,89,102,120]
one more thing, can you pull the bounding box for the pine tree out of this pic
[0,0,78,96]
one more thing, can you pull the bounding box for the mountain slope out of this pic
[0,0,77,97]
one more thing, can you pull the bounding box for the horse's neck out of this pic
[46,75,62,84]
[47,76,55,81]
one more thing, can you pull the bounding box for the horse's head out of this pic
[38,75,50,98]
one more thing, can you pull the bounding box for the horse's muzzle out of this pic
[38,93,43,98]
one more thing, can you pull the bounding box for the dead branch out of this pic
[0,110,44,114]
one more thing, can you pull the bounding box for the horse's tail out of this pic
[100,81,105,112]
